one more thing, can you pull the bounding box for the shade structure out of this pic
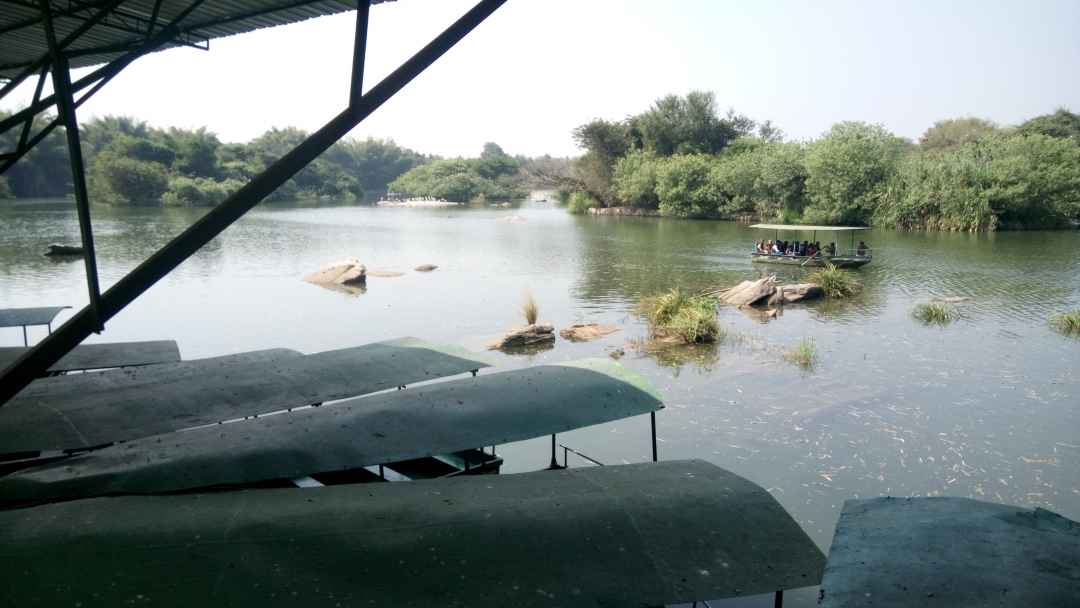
[0,340,180,373]
[0,306,69,329]
[748,224,870,232]
[0,0,397,77]
[0,337,489,454]
[819,497,1080,607]
[0,460,825,607]
[0,359,662,505]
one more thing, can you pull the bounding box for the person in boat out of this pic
[807,243,816,257]
[802,241,810,256]
[857,240,868,256]
[826,242,836,256]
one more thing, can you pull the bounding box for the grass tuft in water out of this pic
[1050,310,1080,336]
[806,263,861,298]
[912,302,958,326]
[784,337,817,370]
[638,288,723,344]
[522,293,539,325]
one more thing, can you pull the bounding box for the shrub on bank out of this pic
[567,191,599,214]
[162,176,244,207]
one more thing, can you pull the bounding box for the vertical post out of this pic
[549,434,558,469]
[774,589,783,608]
[650,411,658,462]
[41,1,103,332]
[350,0,370,108]
[22,326,28,347]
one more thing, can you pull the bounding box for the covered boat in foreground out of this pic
[749,224,873,268]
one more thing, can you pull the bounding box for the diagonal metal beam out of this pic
[0,0,510,406]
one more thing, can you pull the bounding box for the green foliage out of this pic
[919,117,999,150]
[1049,310,1080,336]
[877,133,1080,230]
[803,122,909,225]
[635,91,754,155]
[1018,108,1080,143]
[0,175,13,199]
[912,302,958,325]
[612,150,660,209]
[784,338,817,370]
[389,151,523,203]
[167,127,220,178]
[638,288,722,344]
[566,191,598,214]
[806,264,862,298]
[655,154,719,217]
[88,152,169,206]
[0,111,71,198]
[161,176,244,207]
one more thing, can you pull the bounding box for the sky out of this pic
[3,0,1079,158]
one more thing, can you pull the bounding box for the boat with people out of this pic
[749,223,873,268]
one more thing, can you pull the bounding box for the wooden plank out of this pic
[0,340,181,373]
[0,460,825,607]
[0,338,490,453]
[0,359,658,504]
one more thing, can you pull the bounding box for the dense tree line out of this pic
[0,113,429,206]
[562,93,1080,231]
[387,142,527,202]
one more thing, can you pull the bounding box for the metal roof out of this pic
[0,460,825,606]
[0,339,180,373]
[749,224,871,232]
[0,359,663,505]
[819,497,1080,607]
[0,0,395,78]
[0,306,69,328]
[0,337,490,454]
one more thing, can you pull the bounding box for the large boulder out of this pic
[780,283,824,304]
[717,276,777,306]
[559,323,620,342]
[304,259,366,286]
[488,324,556,350]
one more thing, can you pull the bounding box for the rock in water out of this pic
[780,283,824,304]
[718,276,777,306]
[304,259,367,286]
[559,323,620,342]
[488,324,556,350]
[414,264,438,272]
[44,244,84,257]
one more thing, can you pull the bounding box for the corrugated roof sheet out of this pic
[1,0,395,78]
[0,460,826,606]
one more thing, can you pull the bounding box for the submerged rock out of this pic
[44,244,84,257]
[304,259,367,286]
[367,270,405,278]
[414,264,438,272]
[559,323,620,342]
[488,324,556,350]
[780,283,824,304]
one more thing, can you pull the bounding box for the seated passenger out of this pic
[857,240,868,256]
[826,242,836,256]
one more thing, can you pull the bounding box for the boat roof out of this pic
[0,359,663,504]
[749,224,870,232]
[0,460,825,606]
[0,306,69,329]
[0,340,180,374]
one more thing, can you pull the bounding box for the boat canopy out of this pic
[749,224,870,232]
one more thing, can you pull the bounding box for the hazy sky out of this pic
[4,0,1079,157]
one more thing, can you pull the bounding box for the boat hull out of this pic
[751,254,871,268]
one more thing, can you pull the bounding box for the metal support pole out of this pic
[0,0,509,406]
[774,589,783,608]
[350,0,370,107]
[41,0,104,333]
[650,411,658,462]
[22,327,28,347]
[549,434,558,469]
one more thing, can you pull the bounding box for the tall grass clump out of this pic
[522,293,539,325]
[784,337,817,370]
[912,302,958,326]
[638,288,723,344]
[1050,310,1080,336]
[806,263,861,298]
[566,192,599,214]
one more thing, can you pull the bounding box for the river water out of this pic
[2,201,1078,605]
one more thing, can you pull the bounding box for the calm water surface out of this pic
[2,202,1078,605]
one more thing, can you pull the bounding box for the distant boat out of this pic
[44,244,85,257]
[748,224,872,268]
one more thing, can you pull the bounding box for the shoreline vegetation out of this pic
[552,92,1080,232]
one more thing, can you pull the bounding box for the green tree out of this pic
[167,127,220,178]
[88,152,169,206]
[636,91,754,155]
[1017,108,1080,143]
[803,122,908,225]
[612,150,661,209]
[919,117,999,150]
[655,154,719,217]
